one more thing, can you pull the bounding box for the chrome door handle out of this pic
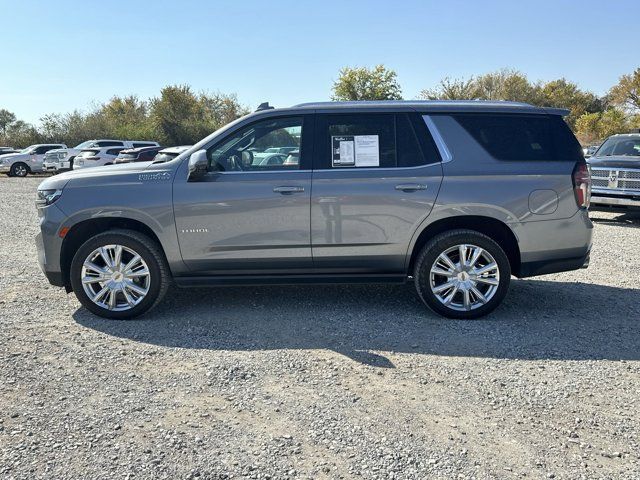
[395,183,427,192]
[273,186,305,194]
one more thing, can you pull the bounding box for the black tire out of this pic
[414,229,511,319]
[70,229,170,320]
[10,162,29,177]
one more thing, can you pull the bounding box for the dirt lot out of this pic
[1,176,639,479]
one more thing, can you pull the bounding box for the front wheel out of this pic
[70,229,170,319]
[10,163,29,177]
[414,229,511,319]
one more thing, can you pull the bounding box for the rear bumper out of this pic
[518,251,590,277]
[511,208,593,278]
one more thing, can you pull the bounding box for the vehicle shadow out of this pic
[73,279,640,367]
[590,211,640,228]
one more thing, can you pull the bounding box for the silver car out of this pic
[1,144,67,176]
[35,101,593,320]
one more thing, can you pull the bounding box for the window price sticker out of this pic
[332,135,379,167]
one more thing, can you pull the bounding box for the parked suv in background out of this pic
[587,133,640,212]
[36,101,592,320]
[113,146,163,164]
[0,147,18,156]
[72,147,127,170]
[114,145,193,164]
[43,139,160,172]
[1,144,67,176]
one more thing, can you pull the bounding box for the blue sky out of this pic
[0,0,636,123]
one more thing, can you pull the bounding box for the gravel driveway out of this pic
[1,176,639,479]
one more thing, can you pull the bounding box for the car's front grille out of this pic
[590,167,640,192]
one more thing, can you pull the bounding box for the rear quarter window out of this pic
[452,114,583,162]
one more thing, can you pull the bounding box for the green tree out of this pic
[100,95,155,141]
[609,68,640,112]
[332,65,403,101]
[575,109,630,144]
[150,85,208,145]
[538,79,602,128]
[0,109,17,137]
[420,77,478,100]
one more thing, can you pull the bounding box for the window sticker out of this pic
[332,135,379,167]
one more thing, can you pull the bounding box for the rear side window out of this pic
[133,142,156,148]
[97,141,124,147]
[106,148,125,155]
[452,114,583,162]
[316,113,439,169]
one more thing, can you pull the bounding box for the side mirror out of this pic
[187,149,209,181]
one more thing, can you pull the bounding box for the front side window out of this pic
[207,116,303,172]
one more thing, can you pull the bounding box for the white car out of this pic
[43,139,159,173]
[72,147,128,170]
[0,144,67,177]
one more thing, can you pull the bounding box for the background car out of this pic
[72,147,127,170]
[113,146,163,164]
[583,145,600,158]
[0,147,18,156]
[45,139,160,172]
[587,133,640,212]
[150,145,192,163]
[0,144,67,177]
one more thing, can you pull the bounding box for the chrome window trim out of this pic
[422,115,453,163]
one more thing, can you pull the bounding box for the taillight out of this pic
[572,162,591,209]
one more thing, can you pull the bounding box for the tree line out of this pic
[0,86,248,149]
[332,66,640,145]
[1,67,639,148]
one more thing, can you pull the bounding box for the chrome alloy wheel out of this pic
[13,164,28,177]
[81,244,150,311]
[429,244,500,312]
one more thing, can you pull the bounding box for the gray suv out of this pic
[35,101,593,320]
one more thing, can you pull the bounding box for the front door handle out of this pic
[273,186,305,194]
[395,183,427,192]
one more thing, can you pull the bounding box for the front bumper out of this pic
[590,193,640,211]
[36,203,67,287]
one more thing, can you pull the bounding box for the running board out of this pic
[173,273,409,288]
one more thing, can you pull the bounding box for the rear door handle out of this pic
[395,183,427,192]
[273,186,305,194]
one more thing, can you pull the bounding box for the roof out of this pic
[286,100,569,116]
[119,146,163,154]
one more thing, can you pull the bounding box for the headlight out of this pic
[36,189,63,206]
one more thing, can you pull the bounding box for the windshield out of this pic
[78,149,99,158]
[20,146,36,154]
[595,137,640,157]
[74,141,95,149]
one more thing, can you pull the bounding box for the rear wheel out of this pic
[10,163,29,177]
[414,229,511,319]
[70,229,170,320]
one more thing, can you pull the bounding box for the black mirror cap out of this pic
[187,149,209,181]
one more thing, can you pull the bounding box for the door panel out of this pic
[310,112,443,273]
[311,165,442,272]
[173,114,314,275]
[173,171,311,274]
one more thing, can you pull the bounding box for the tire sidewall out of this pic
[70,232,163,320]
[415,231,511,319]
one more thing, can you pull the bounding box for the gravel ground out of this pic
[1,176,639,480]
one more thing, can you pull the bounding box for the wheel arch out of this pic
[60,217,167,288]
[406,216,521,277]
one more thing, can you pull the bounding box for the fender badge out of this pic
[180,228,209,234]
[139,172,172,181]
